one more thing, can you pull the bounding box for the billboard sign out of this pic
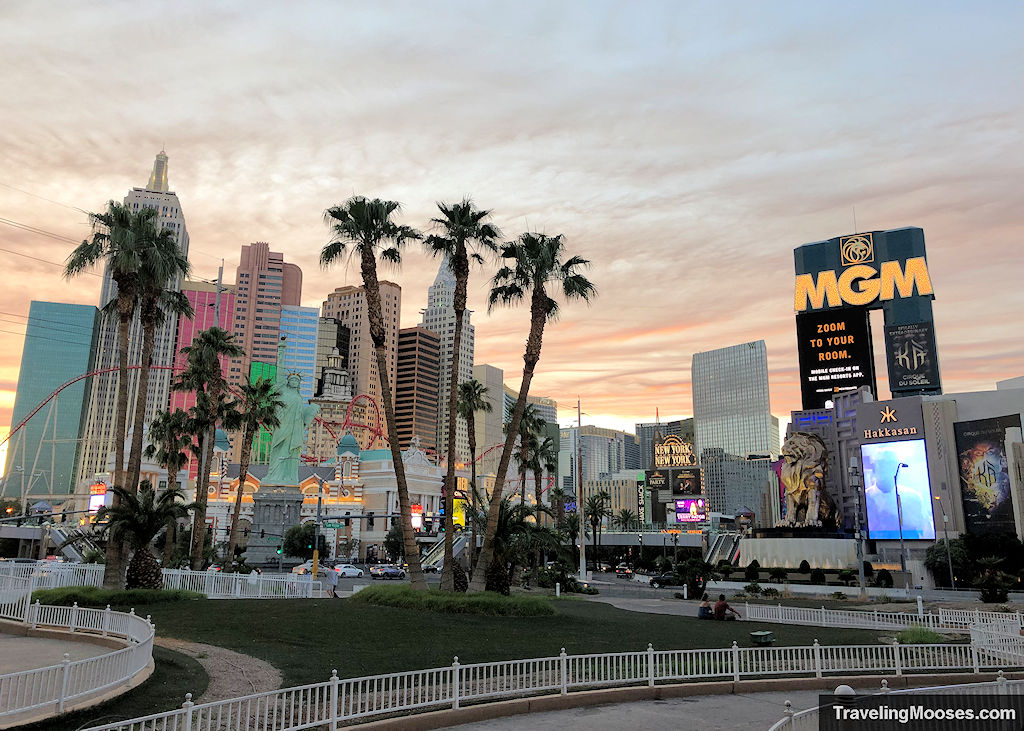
[670,467,702,496]
[410,503,423,530]
[861,439,935,540]
[884,321,941,393]
[654,435,696,468]
[88,482,108,515]
[857,396,925,444]
[797,307,876,409]
[674,498,707,523]
[645,470,669,492]
[953,415,1021,536]
[636,472,646,522]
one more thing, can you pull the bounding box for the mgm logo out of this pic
[840,233,874,266]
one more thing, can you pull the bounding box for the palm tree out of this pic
[530,435,558,527]
[505,404,545,510]
[322,196,427,591]
[612,508,638,532]
[65,201,167,588]
[95,481,193,589]
[469,233,596,591]
[173,327,243,569]
[144,408,192,566]
[457,379,492,571]
[222,376,284,570]
[584,492,611,563]
[124,233,192,496]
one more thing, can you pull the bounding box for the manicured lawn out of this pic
[140,597,884,688]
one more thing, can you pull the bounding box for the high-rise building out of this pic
[692,340,779,515]
[314,317,350,396]
[395,327,441,453]
[228,242,302,386]
[3,302,98,499]
[321,282,401,406]
[76,152,190,489]
[502,386,558,426]
[558,426,640,493]
[635,418,695,471]
[279,306,320,402]
[170,280,236,476]
[419,258,474,463]
[472,364,505,454]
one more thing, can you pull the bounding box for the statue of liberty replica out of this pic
[247,338,320,566]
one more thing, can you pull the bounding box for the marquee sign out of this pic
[654,435,696,468]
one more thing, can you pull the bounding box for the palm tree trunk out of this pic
[103,307,134,590]
[360,250,426,591]
[534,469,543,571]
[224,422,255,571]
[469,286,548,592]
[190,426,215,570]
[125,312,156,496]
[162,465,179,568]
[467,412,477,573]
[439,295,465,592]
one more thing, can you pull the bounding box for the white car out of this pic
[333,564,363,578]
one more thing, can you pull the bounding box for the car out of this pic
[648,573,683,589]
[291,560,317,575]
[422,563,440,574]
[615,563,633,578]
[370,564,406,580]
[333,564,363,578]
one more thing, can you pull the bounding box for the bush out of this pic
[798,560,811,574]
[767,567,788,582]
[862,560,874,578]
[744,561,760,582]
[31,586,205,608]
[349,585,555,617]
[452,562,469,593]
[831,591,848,600]
[874,569,894,588]
[896,625,945,644]
[762,587,780,599]
[837,569,856,586]
[719,566,733,579]
[743,581,762,596]
[809,568,827,585]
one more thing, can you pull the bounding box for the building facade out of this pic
[3,302,98,499]
[635,419,694,471]
[314,317,350,395]
[418,258,474,463]
[559,426,641,493]
[76,152,190,490]
[279,305,320,402]
[472,364,505,456]
[395,327,441,454]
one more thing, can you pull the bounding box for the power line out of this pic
[0,326,95,349]
[0,182,88,213]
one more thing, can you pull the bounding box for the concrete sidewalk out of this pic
[0,630,107,673]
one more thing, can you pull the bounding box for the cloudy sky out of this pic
[0,1,1022,456]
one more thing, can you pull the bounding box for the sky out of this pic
[0,2,1022,463]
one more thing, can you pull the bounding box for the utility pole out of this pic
[935,492,955,589]
[577,398,586,581]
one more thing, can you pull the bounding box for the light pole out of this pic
[278,508,287,573]
[934,494,955,589]
[576,398,587,582]
[893,462,909,576]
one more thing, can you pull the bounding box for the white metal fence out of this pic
[0,561,104,589]
[161,569,321,599]
[0,575,155,720]
[743,602,1024,633]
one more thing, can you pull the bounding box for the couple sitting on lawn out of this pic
[697,593,741,621]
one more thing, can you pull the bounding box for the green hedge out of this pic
[350,585,555,617]
[30,586,206,608]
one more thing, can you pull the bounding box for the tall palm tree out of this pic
[222,376,284,570]
[424,200,500,592]
[124,233,192,496]
[173,327,243,569]
[95,481,193,589]
[144,408,192,566]
[529,435,559,527]
[322,196,427,591]
[469,233,596,591]
[506,404,543,509]
[457,379,492,571]
[65,201,166,588]
[584,492,611,563]
[612,508,638,532]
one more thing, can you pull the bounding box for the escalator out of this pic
[46,525,100,562]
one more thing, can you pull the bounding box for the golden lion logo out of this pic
[840,233,874,266]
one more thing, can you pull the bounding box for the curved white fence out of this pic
[742,602,1024,633]
[162,569,321,599]
[0,575,155,720]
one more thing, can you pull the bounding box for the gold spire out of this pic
[147,150,169,192]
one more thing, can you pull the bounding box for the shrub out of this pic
[767,567,788,582]
[577,586,599,595]
[762,587,781,599]
[862,561,874,578]
[798,560,811,574]
[719,566,733,579]
[31,586,205,608]
[82,548,105,564]
[452,562,469,593]
[349,585,555,617]
[896,625,945,644]
[743,581,762,596]
[874,569,894,588]
[809,568,827,585]
[837,569,856,586]
[831,591,848,601]
[485,559,511,596]
[744,562,760,582]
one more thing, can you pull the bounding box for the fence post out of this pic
[258,574,264,598]
[23,573,37,621]
[821,606,827,627]
[975,609,981,625]
[30,599,40,628]
[647,643,655,687]
[813,640,822,679]
[329,669,340,731]
[971,643,980,674]
[452,656,461,709]
[555,582,560,598]
[731,641,740,682]
[880,679,890,694]
[182,693,194,731]
[997,670,1007,695]
[560,648,568,695]
[893,641,902,676]
[58,653,70,712]
[916,596,923,618]
[102,605,111,636]
[70,602,79,632]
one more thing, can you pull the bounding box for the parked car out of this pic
[370,564,406,580]
[333,564,363,578]
[647,573,683,589]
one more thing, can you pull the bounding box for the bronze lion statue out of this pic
[776,431,837,529]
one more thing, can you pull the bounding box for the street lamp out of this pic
[934,494,955,589]
[893,462,909,575]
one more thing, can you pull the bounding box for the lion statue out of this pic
[775,432,837,529]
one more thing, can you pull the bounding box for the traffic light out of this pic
[276,547,282,555]
[260,529,266,539]
[367,511,374,530]
[307,543,312,550]
[344,511,351,527]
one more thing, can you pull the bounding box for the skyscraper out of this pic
[558,426,640,492]
[314,317,350,395]
[76,152,190,489]
[692,340,778,515]
[472,364,505,455]
[419,258,474,463]
[321,282,401,406]
[635,418,694,471]
[395,327,441,453]
[279,305,320,402]
[3,302,97,499]
[502,386,558,426]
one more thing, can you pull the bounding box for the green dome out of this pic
[337,433,360,454]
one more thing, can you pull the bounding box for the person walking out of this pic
[324,565,339,598]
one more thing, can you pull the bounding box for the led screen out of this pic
[861,439,935,540]
[674,498,707,523]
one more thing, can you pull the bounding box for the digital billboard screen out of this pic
[884,321,941,393]
[796,307,876,410]
[671,467,702,495]
[954,415,1021,536]
[674,498,707,523]
[861,439,935,540]
[645,470,669,492]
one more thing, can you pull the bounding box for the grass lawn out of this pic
[139,597,883,689]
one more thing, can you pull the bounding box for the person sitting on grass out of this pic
[697,593,713,620]
[713,594,741,621]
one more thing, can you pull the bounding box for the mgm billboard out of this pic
[794,227,942,409]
